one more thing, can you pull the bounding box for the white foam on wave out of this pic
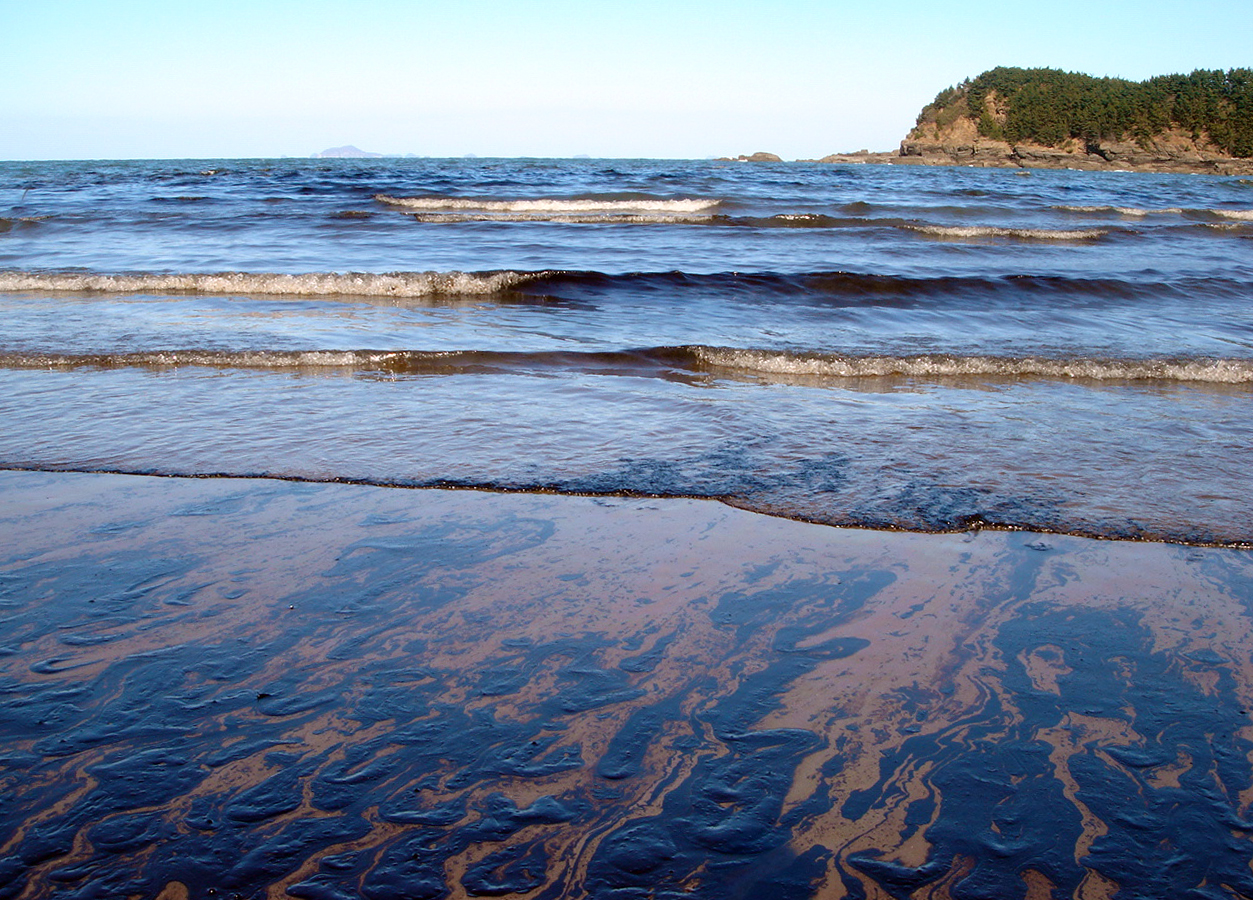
[0,270,542,297]
[406,212,709,225]
[1057,204,1253,222]
[8,345,1253,385]
[0,350,452,370]
[904,225,1108,240]
[1054,205,1185,216]
[692,347,1253,384]
[374,195,720,214]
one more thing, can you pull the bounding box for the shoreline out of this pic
[3,465,1249,550]
[801,149,1253,176]
[2,469,1252,897]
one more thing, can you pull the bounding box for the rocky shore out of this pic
[804,130,1253,175]
[894,120,1253,175]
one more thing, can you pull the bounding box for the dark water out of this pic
[1,158,1252,542]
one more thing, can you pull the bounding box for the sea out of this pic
[5,155,1253,898]
[1,157,1251,545]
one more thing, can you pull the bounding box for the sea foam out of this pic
[0,270,542,297]
[6,345,1251,385]
[374,195,720,214]
[1056,204,1253,221]
[690,347,1253,384]
[904,225,1108,240]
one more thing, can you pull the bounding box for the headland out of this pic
[812,67,1253,175]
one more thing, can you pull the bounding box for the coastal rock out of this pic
[896,117,1253,174]
[808,150,896,164]
[720,152,784,162]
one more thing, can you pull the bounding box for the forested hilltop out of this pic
[893,67,1253,174]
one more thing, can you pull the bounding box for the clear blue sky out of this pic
[3,0,1250,159]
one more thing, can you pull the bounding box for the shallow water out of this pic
[1,471,1252,899]
[0,157,1251,544]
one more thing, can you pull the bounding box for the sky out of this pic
[2,0,1250,160]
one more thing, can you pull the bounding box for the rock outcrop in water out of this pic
[719,151,784,162]
[893,67,1253,175]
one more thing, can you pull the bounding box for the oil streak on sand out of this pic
[2,471,1251,899]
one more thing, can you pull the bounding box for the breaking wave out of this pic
[374,195,720,214]
[3,268,1248,306]
[689,347,1253,384]
[0,270,544,297]
[1054,205,1186,216]
[405,212,712,225]
[1056,204,1253,221]
[7,346,1251,384]
[903,225,1109,240]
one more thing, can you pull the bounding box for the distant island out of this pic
[311,145,383,159]
[884,67,1253,175]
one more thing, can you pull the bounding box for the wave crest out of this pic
[904,225,1108,240]
[6,346,1251,385]
[692,347,1253,383]
[1054,205,1185,216]
[1056,204,1253,222]
[0,270,543,297]
[374,195,720,214]
[405,212,710,225]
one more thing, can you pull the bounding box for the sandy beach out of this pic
[2,470,1251,898]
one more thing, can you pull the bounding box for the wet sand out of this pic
[1,470,1252,899]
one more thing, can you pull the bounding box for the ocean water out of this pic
[2,157,1251,544]
[4,157,1253,900]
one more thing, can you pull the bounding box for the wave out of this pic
[398,210,918,229]
[405,212,713,225]
[528,270,1248,305]
[903,224,1109,240]
[374,195,720,214]
[0,216,47,232]
[0,270,545,297]
[3,268,1248,305]
[688,347,1253,384]
[7,346,1251,384]
[357,196,1250,237]
[374,203,1132,237]
[1056,204,1253,221]
[1054,205,1186,216]
[3,462,1241,547]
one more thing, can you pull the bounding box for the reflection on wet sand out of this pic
[1,470,1251,899]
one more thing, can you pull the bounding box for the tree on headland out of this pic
[914,67,1253,158]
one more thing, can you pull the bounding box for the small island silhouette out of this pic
[311,145,383,159]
